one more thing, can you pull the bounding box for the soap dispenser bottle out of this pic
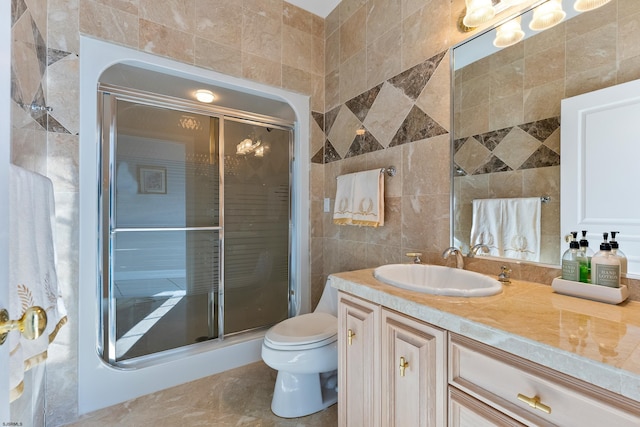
[579,230,594,283]
[591,232,621,288]
[562,232,586,282]
[609,231,628,279]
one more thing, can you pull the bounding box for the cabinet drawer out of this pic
[449,386,525,427]
[449,334,640,427]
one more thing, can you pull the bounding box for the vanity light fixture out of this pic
[194,89,215,103]
[573,0,612,12]
[529,0,566,31]
[462,0,496,28]
[493,16,525,48]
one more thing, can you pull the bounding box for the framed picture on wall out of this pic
[138,165,167,194]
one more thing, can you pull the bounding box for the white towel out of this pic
[9,165,67,402]
[333,169,384,227]
[470,197,541,262]
[333,173,355,225]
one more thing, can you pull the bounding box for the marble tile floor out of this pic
[68,362,338,426]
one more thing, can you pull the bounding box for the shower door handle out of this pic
[0,306,47,345]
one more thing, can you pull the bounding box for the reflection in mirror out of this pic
[451,0,619,266]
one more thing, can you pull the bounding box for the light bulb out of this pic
[573,0,612,12]
[463,0,496,28]
[493,16,525,48]
[530,0,566,31]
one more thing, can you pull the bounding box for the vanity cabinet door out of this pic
[381,309,447,427]
[338,292,380,427]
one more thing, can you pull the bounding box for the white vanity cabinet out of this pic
[338,292,447,427]
[338,289,640,427]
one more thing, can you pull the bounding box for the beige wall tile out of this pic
[241,52,282,87]
[339,50,367,103]
[49,0,80,52]
[311,73,324,112]
[340,0,367,25]
[243,0,283,20]
[366,25,402,88]
[325,5,340,37]
[366,0,401,39]
[283,25,314,72]
[284,2,313,33]
[79,0,138,48]
[194,37,242,77]
[95,0,139,14]
[139,0,195,33]
[489,92,524,130]
[325,68,340,110]
[401,0,450,70]
[194,1,242,49]
[618,12,640,62]
[566,23,617,78]
[523,79,563,123]
[524,42,565,89]
[325,28,340,74]
[403,134,450,197]
[339,5,366,63]
[47,55,80,135]
[415,51,451,132]
[282,64,313,96]
[488,170,523,198]
[139,19,194,63]
[242,10,282,63]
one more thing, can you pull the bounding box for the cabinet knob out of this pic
[347,329,355,345]
[399,356,409,377]
[517,393,551,414]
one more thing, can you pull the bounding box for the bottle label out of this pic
[562,260,580,281]
[593,263,620,288]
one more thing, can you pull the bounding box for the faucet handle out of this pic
[406,252,423,264]
[498,265,512,283]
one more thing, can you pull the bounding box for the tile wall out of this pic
[8,0,640,423]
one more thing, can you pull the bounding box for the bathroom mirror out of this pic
[451,0,615,266]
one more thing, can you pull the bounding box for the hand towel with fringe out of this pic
[470,197,541,262]
[333,169,384,227]
[9,164,67,402]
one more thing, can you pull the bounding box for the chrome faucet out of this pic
[498,266,512,283]
[468,244,489,258]
[442,247,464,269]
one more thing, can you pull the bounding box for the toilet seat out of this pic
[264,312,337,350]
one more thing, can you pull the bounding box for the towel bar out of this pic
[336,166,396,179]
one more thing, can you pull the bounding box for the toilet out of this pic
[261,279,338,418]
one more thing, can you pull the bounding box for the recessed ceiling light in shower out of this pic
[195,89,215,103]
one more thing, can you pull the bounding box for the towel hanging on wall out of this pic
[333,169,384,227]
[9,164,67,402]
[470,197,541,262]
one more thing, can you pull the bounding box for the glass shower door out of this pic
[223,119,291,334]
[106,98,220,363]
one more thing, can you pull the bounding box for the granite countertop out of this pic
[329,268,640,402]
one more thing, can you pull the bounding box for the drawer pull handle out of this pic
[517,393,552,414]
[399,356,409,377]
[347,329,355,345]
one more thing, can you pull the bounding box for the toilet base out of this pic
[270,370,338,418]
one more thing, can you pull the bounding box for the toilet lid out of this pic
[265,312,337,348]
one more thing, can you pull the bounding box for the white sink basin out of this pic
[373,264,502,297]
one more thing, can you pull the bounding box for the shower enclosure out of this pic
[98,86,293,366]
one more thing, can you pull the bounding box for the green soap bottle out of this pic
[562,232,587,282]
[579,230,593,283]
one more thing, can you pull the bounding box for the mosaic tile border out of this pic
[453,116,561,176]
[312,50,448,164]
